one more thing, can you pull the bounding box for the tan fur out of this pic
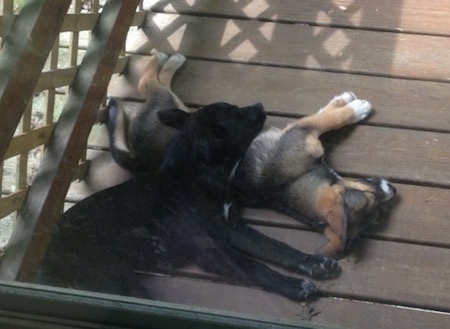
[136,53,162,95]
[237,91,395,258]
[137,51,189,112]
[288,103,355,135]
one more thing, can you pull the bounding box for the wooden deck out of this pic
[74,1,450,328]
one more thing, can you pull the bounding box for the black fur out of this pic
[37,102,338,301]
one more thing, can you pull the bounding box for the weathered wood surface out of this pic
[134,226,450,312]
[99,2,450,328]
[4,125,54,160]
[146,0,450,36]
[132,223,450,329]
[129,13,450,82]
[140,275,450,329]
[0,189,28,220]
[0,11,146,37]
[33,56,129,93]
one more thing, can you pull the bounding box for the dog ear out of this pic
[157,109,190,130]
[344,189,367,213]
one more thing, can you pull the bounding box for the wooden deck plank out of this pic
[109,57,450,133]
[255,227,450,311]
[137,226,450,312]
[140,275,450,329]
[130,13,450,81]
[321,125,449,186]
[175,61,450,133]
[320,124,448,186]
[147,0,450,36]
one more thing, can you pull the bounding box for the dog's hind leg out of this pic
[137,51,168,96]
[288,96,373,136]
[318,91,356,113]
[158,53,186,88]
[237,94,372,188]
[158,53,189,112]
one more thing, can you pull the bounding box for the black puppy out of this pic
[38,102,338,301]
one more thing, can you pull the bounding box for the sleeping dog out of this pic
[233,92,396,258]
[104,51,396,259]
[38,101,338,301]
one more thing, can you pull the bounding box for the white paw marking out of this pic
[318,91,357,113]
[150,49,169,64]
[157,52,168,62]
[168,53,186,68]
[350,99,372,122]
[339,91,357,104]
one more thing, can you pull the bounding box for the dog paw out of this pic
[349,99,373,123]
[298,256,340,280]
[150,49,169,65]
[283,278,319,301]
[319,91,357,113]
[296,279,319,300]
[165,53,186,70]
[338,91,357,105]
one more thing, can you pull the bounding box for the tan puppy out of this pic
[234,92,396,258]
[105,52,396,259]
[106,52,191,173]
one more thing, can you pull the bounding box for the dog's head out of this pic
[343,178,396,247]
[157,102,266,196]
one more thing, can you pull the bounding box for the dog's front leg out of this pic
[316,226,346,259]
[195,242,320,301]
[226,222,339,279]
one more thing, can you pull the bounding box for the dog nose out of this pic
[244,103,266,125]
[252,102,264,111]
[247,103,264,115]
[380,179,396,201]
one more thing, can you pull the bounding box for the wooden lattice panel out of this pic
[0,0,144,271]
